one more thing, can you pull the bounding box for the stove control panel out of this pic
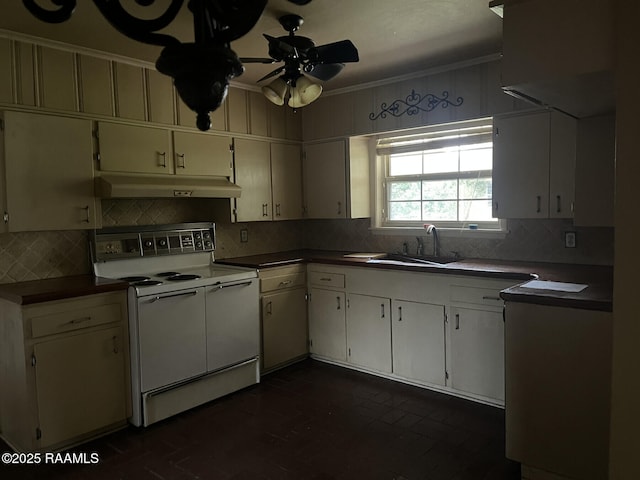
[92,223,216,261]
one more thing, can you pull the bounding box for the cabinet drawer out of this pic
[308,271,345,289]
[30,302,123,338]
[450,285,504,308]
[261,272,306,293]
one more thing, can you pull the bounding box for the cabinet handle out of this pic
[112,335,119,354]
[336,296,341,310]
[381,303,385,318]
[275,204,281,217]
[319,277,332,282]
[536,195,541,213]
[337,201,342,215]
[176,153,186,168]
[278,280,292,287]
[262,203,269,217]
[556,195,561,213]
[67,316,91,325]
[398,306,402,321]
[455,313,460,330]
[159,151,167,167]
[482,296,502,302]
[151,290,198,302]
[82,205,90,223]
[213,281,254,290]
[266,301,273,315]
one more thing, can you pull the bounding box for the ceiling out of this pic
[0,0,503,91]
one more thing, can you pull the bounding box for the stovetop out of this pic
[92,223,256,296]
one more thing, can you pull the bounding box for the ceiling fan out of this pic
[240,13,359,108]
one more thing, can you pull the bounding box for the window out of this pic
[375,118,501,231]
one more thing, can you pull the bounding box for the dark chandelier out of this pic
[23,0,268,131]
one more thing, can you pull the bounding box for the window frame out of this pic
[371,118,506,235]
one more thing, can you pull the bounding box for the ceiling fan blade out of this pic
[264,34,296,59]
[240,57,277,64]
[307,63,345,81]
[287,0,312,5]
[314,40,359,64]
[257,65,286,82]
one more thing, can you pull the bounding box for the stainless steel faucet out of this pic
[424,224,439,257]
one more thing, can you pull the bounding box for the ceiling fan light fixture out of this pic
[262,77,289,106]
[288,75,322,108]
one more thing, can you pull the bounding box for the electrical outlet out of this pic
[240,229,248,243]
[565,231,576,248]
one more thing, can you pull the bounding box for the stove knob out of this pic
[204,240,212,249]
[194,232,202,240]
[158,238,167,247]
[143,240,153,249]
[203,232,211,239]
[195,241,203,249]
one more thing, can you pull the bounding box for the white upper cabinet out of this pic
[173,131,232,177]
[77,55,113,116]
[303,137,370,219]
[37,46,78,112]
[492,110,576,219]
[97,122,173,175]
[113,63,146,121]
[271,143,303,220]
[233,138,273,222]
[1,111,99,232]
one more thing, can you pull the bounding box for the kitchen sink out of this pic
[366,253,461,267]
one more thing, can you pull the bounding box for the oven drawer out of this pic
[28,294,125,339]
[308,271,345,289]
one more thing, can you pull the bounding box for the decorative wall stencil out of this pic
[369,90,464,120]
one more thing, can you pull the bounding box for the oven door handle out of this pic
[213,280,254,290]
[150,290,198,302]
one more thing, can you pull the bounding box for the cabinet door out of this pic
[146,68,175,125]
[173,131,232,177]
[303,141,347,218]
[78,54,113,116]
[37,46,77,111]
[346,294,391,373]
[492,112,549,218]
[449,306,504,401]
[4,111,99,231]
[98,122,173,174]
[308,288,346,361]
[234,138,272,221]
[262,287,308,370]
[113,62,145,121]
[549,112,576,218]
[392,300,446,386]
[271,143,303,220]
[0,38,13,103]
[33,326,127,448]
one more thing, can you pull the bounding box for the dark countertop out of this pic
[218,250,613,312]
[0,275,129,306]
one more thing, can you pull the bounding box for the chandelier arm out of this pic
[22,0,77,24]
[205,0,267,44]
[92,0,183,47]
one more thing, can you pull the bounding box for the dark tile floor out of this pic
[1,359,520,480]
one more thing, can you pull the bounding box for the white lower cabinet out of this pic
[346,294,392,373]
[449,306,505,401]
[307,264,516,406]
[308,287,347,361]
[392,300,446,386]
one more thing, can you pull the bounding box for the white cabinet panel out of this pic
[308,288,346,361]
[392,300,446,386]
[173,131,232,177]
[78,54,113,116]
[234,138,272,221]
[38,46,77,111]
[114,63,145,121]
[271,143,303,220]
[346,293,391,373]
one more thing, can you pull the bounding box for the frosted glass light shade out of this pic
[288,75,322,108]
[261,77,288,105]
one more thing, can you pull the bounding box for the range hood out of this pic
[95,174,241,199]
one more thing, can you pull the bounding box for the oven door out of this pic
[205,279,259,372]
[137,287,207,392]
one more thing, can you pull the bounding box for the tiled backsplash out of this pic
[0,199,614,284]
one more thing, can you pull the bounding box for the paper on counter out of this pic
[520,280,588,293]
